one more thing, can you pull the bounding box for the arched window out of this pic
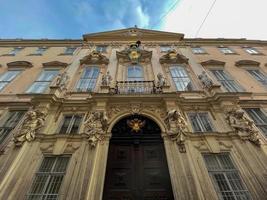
[76,66,99,92]
[170,65,193,91]
[127,65,144,81]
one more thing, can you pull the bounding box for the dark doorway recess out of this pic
[103,115,174,200]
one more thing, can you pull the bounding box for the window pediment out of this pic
[159,49,188,64]
[235,60,260,67]
[200,59,225,66]
[7,61,33,68]
[42,61,69,68]
[80,50,109,65]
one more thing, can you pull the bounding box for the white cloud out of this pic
[136,5,150,28]
[162,0,267,40]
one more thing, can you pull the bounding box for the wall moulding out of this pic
[7,61,33,68]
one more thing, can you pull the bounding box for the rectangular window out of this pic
[27,156,70,200]
[188,112,214,132]
[59,115,82,134]
[203,153,251,200]
[96,45,107,53]
[0,111,25,144]
[170,66,193,91]
[245,108,267,136]
[211,70,243,92]
[76,67,99,92]
[219,47,235,54]
[192,47,206,54]
[64,47,76,55]
[8,47,23,55]
[244,47,260,55]
[247,69,267,86]
[33,47,47,55]
[0,70,21,91]
[26,70,59,93]
[160,46,171,52]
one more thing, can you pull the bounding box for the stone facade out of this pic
[0,27,266,200]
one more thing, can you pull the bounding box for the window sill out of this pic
[58,53,74,56]
[27,53,43,56]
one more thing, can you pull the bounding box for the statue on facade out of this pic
[84,111,109,148]
[164,109,188,152]
[13,109,46,146]
[54,71,70,90]
[101,71,112,86]
[226,109,261,146]
[198,71,213,90]
[157,73,166,88]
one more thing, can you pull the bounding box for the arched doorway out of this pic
[103,115,174,200]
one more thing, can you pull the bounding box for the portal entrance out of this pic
[103,115,174,200]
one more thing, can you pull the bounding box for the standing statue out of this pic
[54,71,70,90]
[14,109,46,146]
[101,71,112,86]
[198,71,213,90]
[157,73,166,88]
[164,109,188,152]
[226,109,260,145]
[84,111,109,147]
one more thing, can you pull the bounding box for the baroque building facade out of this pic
[0,27,266,200]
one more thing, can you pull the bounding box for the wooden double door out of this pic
[103,140,174,200]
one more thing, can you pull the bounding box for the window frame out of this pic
[246,69,267,86]
[58,114,83,135]
[63,47,77,55]
[76,66,100,92]
[244,47,261,55]
[0,70,22,91]
[169,65,193,91]
[8,47,23,56]
[191,47,206,54]
[218,47,236,54]
[32,47,48,55]
[127,65,144,81]
[188,112,214,133]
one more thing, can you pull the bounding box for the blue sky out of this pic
[0,0,179,39]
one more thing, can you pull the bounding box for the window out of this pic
[76,67,99,92]
[170,65,193,91]
[27,156,70,200]
[188,112,214,132]
[0,111,25,144]
[203,153,251,200]
[26,70,59,93]
[33,47,47,55]
[8,47,23,55]
[211,70,243,92]
[160,46,171,52]
[247,69,267,86]
[245,108,267,136]
[59,115,82,134]
[219,47,235,54]
[127,65,144,81]
[192,47,206,54]
[64,47,76,55]
[0,70,21,91]
[244,47,260,55]
[96,45,107,53]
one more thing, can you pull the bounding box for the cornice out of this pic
[235,60,260,67]
[7,61,33,68]
[0,39,82,47]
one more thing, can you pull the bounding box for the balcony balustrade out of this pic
[115,80,156,94]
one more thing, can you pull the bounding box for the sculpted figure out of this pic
[84,111,109,147]
[164,109,188,152]
[226,109,260,145]
[14,109,46,146]
[198,71,213,90]
[157,73,166,88]
[54,71,70,90]
[101,71,112,86]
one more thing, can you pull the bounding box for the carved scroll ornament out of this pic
[80,50,109,65]
[159,49,188,64]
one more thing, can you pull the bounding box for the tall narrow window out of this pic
[26,70,59,93]
[170,65,193,91]
[27,156,70,200]
[0,70,21,91]
[0,111,25,144]
[127,65,144,81]
[76,67,99,92]
[203,153,251,200]
[245,108,267,136]
[247,69,267,86]
[59,115,82,134]
[188,112,214,132]
[211,69,243,92]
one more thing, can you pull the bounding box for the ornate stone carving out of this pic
[198,71,214,90]
[157,73,166,87]
[80,50,109,65]
[14,109,46,146]
[84,111,109,148]
[130,103,142,115]
[101,71,112,86]
[164,109,188,153]
[53,71,70,90]
[226,109,261,146]
[159,49,188,64]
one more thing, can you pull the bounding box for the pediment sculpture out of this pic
[84,111,109,148]
[13,108,46,146]
[164,109,188,153]
[159,49,189,64]
[116,41,152,64]
[226,109,261,146]
[80,50,109,65]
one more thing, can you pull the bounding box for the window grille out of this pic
[0,70,21,91]
[59,115,82,134]
[245,108,267,136]
[203,153,251,200]
[76,67,99,92]
[188,112,214,132]
[170,66,193,91]
[247,69,267,86]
